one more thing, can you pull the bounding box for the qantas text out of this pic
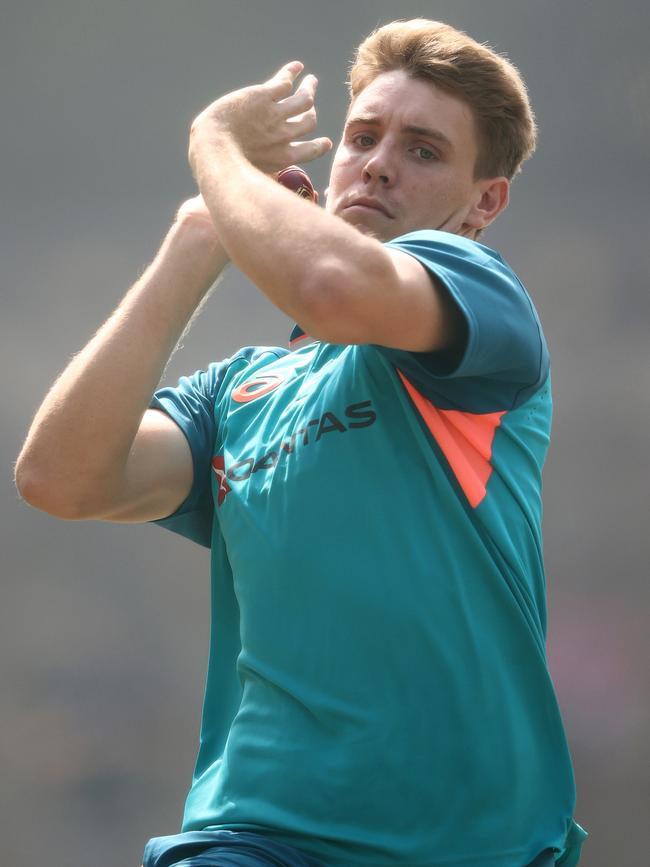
[212,400,376,504]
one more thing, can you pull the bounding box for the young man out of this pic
[16,19,587,867]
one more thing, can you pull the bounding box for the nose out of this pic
[362,144,395,186]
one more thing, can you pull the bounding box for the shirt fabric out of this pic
[150,230,587,867]
[143,829,327,867]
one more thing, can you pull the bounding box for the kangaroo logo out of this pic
[211,455,231,505]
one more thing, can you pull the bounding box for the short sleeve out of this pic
[149,346,287,547]
[382,230,549,412]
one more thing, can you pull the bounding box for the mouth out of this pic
[343,197,394,219]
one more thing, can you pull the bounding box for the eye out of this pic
[413,146,438,161]
[352,133,375,148]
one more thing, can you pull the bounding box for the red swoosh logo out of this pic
[231,373,285,404]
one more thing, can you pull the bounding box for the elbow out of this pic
[15,460,48,513]
[14,453,41,509]
[15,456,98,520]
[296,265,345,343]
[296,256,383,345]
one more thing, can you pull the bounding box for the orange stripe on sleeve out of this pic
[397,370,505,508]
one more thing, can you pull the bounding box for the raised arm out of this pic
[187,62,498,355]
[15,65,336,525]
[15,200,228,522]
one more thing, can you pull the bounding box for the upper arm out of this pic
[369,247,467,354]
[306,231,544,402]
[305,244,466,355]
[362,232,549,412]
[100,408,194,523]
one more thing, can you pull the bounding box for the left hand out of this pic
[188,61,332,178]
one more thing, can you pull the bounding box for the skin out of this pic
[326,69,509,241]
[187,62,509,350]
[16,60,510,523]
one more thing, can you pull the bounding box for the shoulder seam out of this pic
[218,348,288,385]
[509,277,549,410]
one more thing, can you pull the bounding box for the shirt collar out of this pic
[289,324,318,351]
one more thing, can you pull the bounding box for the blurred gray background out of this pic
[2,1,648,866]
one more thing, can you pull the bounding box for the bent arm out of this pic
[188,63,463,355]
[193,144,463,354]
[15,215,228,521]
[211,163,462,352]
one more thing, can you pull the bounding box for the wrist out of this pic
[189,123,242,186]
[168,212,229,273]
[152,215,229,298]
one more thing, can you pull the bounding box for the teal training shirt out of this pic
[150,231,587,867]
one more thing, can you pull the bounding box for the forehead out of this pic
[347,69,478,153]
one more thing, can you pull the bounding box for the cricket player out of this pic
[16,18,587,867]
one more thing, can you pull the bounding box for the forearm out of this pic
[16,217,227,509]
[192,143,389,339]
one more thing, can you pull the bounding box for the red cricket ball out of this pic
[276,165,319,204]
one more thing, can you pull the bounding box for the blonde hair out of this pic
[349,19,537,180]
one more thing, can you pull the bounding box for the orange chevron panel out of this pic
[398,370,505,508]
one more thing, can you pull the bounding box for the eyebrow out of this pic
[345,115,454,151]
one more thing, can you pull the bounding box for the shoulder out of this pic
[385,229,521,291]
[379,231,549,411]
[162,345,290,402]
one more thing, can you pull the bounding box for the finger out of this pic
[264,60,304,99]
[276,74,317,118]
[285,107,318,139]
[287,137,333,164]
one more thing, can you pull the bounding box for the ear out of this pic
[464,177,510,232]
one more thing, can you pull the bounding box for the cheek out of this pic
[417,174,463,209]
[331,143,363,177]
[327,151,356,198]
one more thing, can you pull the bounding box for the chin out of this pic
[339,212,387,241]
[354,223,384,240]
